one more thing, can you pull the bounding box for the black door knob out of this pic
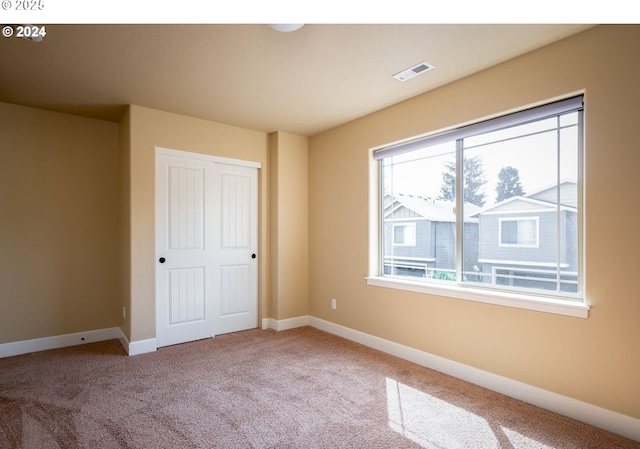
[251,254,256,259]
[159,257,166,263]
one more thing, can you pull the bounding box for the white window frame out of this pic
[393,223,416,246]
[366,95,589,319]
[498,216,539,247]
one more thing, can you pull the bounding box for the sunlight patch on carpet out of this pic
[386,377,499,448]
[386,377,555,449]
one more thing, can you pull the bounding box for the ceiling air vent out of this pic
[392,62,434,82]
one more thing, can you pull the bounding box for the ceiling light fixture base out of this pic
[268,24,305,33]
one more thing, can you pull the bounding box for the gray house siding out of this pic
[561,211,578,271]
[383,219,480,278]
[382,182,578,292]
[478,211,560,265]
[382,195,480,279]
[433,221,455,270]
[383,218,433,261]
[530,182,577,208]
[477,209,578,292]
[462,222,479,279]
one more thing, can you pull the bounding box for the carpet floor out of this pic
[0,326,638,449]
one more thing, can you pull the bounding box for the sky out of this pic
[385,114,579,207]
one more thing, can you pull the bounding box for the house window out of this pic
[393,223,416,246]
[499,217,538,247]
[371,95,584,305]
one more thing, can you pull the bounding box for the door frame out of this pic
[155,146,261,346]
[156,147,261,170]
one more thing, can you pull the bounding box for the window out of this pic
[393,223,416,246]
[371,96,584,307]
[499,217,538,247]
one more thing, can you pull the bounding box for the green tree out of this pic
[495,166,525,203]
[439,155,487,207]
[439,161,456,202]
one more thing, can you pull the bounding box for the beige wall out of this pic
[126,105,270,342]
[269,131,309,320]
[119,106,132,339]
[308,24,640,419]
[0,102,121,343]
[0,101,300,346]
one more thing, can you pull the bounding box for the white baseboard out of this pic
[127,337,157,356]
[0,327,158,358]
[115,328,157,356]
[261,318,276,330]
[0,327,123,358]
[264,315,640,443]
[262,316,310,331]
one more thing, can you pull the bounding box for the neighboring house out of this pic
[474,180,579,293]
[384,181,578,293]
[383,194,480,279]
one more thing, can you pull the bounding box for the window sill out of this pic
[366,276,589,318]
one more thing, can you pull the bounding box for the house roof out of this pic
[474,180,578,216]
[386,180,578,221]
[385,193,482,222]
[527,180,578,208]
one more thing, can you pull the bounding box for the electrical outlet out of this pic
[331,298,337,309]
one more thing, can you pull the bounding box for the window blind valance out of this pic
[373,95,583,161]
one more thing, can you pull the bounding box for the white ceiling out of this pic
[0,24,594,136]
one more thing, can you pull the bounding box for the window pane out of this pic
[560,112,578,127]
[464,117,557,149]
[393,224,416,246]
[558,117,579,292]
[463,114,580,295]
[501,221,517,244]
[518,219,537,245]
[382,142,456,280]
[394,225,405,244]
[378,98,582,299]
